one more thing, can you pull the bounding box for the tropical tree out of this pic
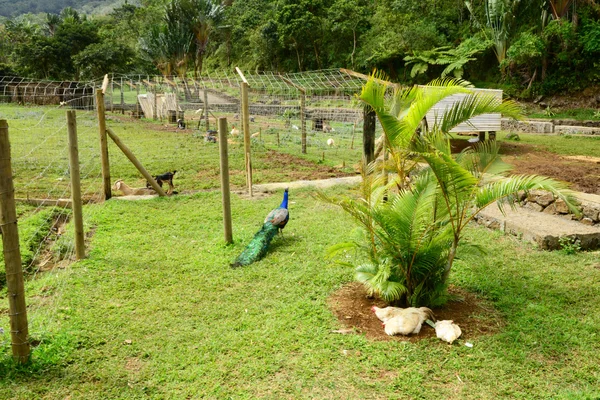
[323,72,578,307]
[140,0,223,78]
[466,0,521,67]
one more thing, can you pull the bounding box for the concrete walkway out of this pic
[253,176,361,192]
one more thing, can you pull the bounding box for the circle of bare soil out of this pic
[328,282,504,342]
[500,143,600,195]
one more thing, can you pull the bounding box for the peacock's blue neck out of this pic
[280,189,289,209]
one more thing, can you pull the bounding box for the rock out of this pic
[524,202,544,212]
[582,218,595,226]
[582,205,600,222]
[543,203,558,215]
[528,190,555,207]
[555,199,571,214]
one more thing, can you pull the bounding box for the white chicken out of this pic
[372,306,434,336]
[434,320,462,344]
[326,138,335,147]
[371,306,403,323]
[230,125,240,136]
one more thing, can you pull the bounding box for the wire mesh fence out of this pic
[0,69,390,165]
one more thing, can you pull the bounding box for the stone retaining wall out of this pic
[520,190,600,226]
[501,118,600,135]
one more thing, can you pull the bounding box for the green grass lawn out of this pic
[496,131,600,157]
[526,108,600,121]
[1,187,600,399]
[2,104,600,398]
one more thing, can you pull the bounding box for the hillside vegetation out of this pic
[0,0,600,98]
[0,0,127,18]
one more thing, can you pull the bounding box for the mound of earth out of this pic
[328,282,504,342]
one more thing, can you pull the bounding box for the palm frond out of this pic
[437,93,522,134]
[356,261,407,302]
[457,139,513,177]
[475,174,580,216]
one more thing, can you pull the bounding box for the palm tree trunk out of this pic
[444,239,458,280]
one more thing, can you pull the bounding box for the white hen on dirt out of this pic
[434,320,462,344]
[372,306,434,336]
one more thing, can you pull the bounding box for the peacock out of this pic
[231,188,289,268]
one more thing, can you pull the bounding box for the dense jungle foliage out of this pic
[0,0,599,97]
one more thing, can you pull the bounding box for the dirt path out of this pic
[501,143,600,195]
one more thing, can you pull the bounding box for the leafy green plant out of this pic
[404,35,492,79]
[559,236,581,255]
[323,72,578,307]
[466,0,521,67]
[544,105,556,117]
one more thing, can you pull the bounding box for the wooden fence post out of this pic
[105,127,167,196]
[110,73,114,112]
[120,77,124,115]
[204,88,209,131]
[363,107,376,164]
[96,89,111,200]
[218,117,233,244]
[0,119,30,364]
[241,81,253,196]
[153,84,157,121]
[66,111,86,259]
[135,79,140,118]
[300,93,306,154]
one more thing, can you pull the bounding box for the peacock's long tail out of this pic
[231,222,279,268]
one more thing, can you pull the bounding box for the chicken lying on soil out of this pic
[371,306,435,336]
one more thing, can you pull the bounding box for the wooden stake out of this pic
[218,117,233,244]
[363,108,376,164]
[105,127,167,196]
[246,152,253,198]
[277,131,280,147]
[0,119,30,363]
[110,74,114,112]
[350,123,355,150]
[96,89,111,200]
[120,77,124,115]
[241,82,252,196]
[101,74,109,93]
[203,89,209,130]
[301,93,306,154]
[135,79,140,118]
[66,111,85,259]
[153,85,157,120]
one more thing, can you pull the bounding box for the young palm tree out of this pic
[324,72,579,307]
